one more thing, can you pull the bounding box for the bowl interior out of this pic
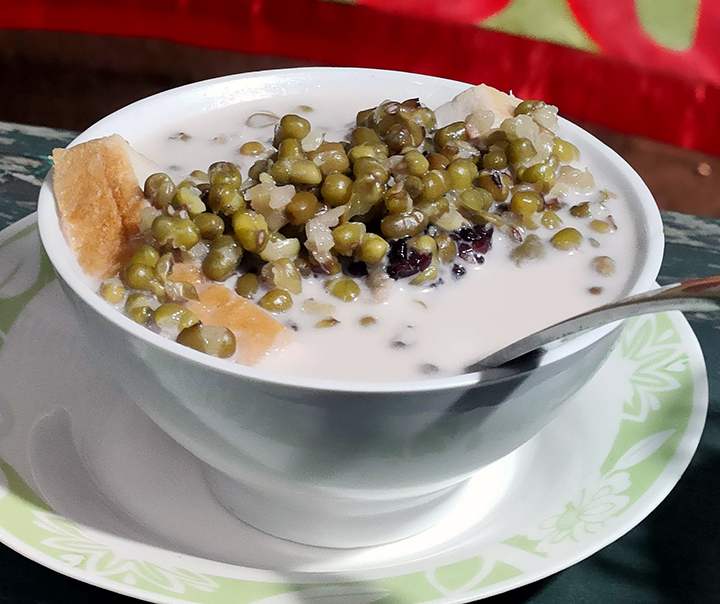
[37,67,664,393]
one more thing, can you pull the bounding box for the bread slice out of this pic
[52,135,144,278]
[189,284,290,366]
[53,136,288,366]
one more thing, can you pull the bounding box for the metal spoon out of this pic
[467,275,720,371]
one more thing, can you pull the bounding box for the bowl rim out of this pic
[37,66,665,394]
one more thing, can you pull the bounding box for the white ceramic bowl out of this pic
[37,68,664,548]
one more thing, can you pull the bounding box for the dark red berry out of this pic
[388,238,409,263]
[347,261,368,277]
[456,227,478,242]
[454,224,493,262]
[458,243,474,262]
[386,238,432,279]
[471,238,490,255]
[452,264,466,278]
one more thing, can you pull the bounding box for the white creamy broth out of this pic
[134,93,637,381]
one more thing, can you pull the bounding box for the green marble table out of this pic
[0,121,718,604]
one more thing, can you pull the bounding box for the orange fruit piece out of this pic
[52,135,144,278]
[189,284,290,366]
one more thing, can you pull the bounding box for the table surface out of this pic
[0,121,718,604]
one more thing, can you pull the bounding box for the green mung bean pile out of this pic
[97,96,616,360]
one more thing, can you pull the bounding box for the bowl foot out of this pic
[203,467,472,549]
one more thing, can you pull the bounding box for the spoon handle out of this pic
[471,275,720,370]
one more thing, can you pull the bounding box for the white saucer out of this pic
[0,215,708,603]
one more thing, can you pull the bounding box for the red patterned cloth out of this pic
[4,0,720,154]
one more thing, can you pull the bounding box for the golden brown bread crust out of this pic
[52,135,143,278]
